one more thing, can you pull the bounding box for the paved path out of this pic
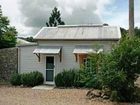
[32,85,54,90]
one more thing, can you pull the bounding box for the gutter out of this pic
[34,38,120,41]
[16,43,37,47]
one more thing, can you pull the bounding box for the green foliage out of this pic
[0,31,17,48]
[10,73,22,86]
[21,71,44,87]
[112,37,140,82]
[25,37,36,42]
[134,27,140,37]
[81,37,140,102]
[99,37,140,102]
[77,53,104,88]
[120,27,128,37]
[120,27,140,37]
[55,37,140,102]
[98,54,127,90]
[0,6,17,49]
[54,36,140,102]
[55,69,78,87]
[100,69,127,90]
[46,7,65,27]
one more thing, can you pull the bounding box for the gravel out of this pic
[0,86,139,105]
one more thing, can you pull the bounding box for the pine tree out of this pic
[46,7,65,27]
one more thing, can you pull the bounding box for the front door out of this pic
[46,56,54,83]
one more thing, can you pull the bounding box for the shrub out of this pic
[85,37,140,102]
[21,71,44,87]
[77,53,104,88]
[54,72,63,87]
[99,37,140,102]
[112,37,140,83]
[21,73,32,86]
[55,69,79,87]
[10,73,22,86]
[77,69,102,88]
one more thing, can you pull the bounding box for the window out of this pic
[79,54,87,65]
[83,58,92,68]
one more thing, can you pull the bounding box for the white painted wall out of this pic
[38,40,116,75]
[18,46,46,82]
[18,40,117,83]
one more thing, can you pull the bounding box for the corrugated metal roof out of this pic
[73,45,103,54]
[33,46,61,54]
[34,25,121,40]
[16,38,37,47]
[17,38,31,44]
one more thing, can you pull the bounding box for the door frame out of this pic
[45,55,55,85]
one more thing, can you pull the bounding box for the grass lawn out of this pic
[0,86,140,105]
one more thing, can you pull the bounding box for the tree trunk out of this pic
[129,0,134,36]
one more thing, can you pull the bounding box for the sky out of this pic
[0,0,140,37]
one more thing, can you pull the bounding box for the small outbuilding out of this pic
[18,24,121,84]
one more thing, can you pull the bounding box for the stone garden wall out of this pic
[0,48,18,81]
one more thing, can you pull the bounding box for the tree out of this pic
[26,37,36,42]
[120,27,140,37]
[129,0,134,36]
[0,5,17,49]
[46,7,65,27]
[120,27,128,37]
[134,27,140,37]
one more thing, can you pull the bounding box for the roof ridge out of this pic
[58,24,104,28]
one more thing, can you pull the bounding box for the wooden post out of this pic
[129,0,135,36]
[35,53,40,62]
[74,54,78,62]
[60,48,62,62]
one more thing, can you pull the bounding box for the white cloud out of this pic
[95,0,114,16]
[100,0,140,28]
[0,0,25,35]
[17,0,109,35]
[57,0,102,25]
[1,0,140,36]
[0,0,116,35]
[107,12,128,28]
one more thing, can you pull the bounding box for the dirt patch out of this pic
[0,86,139,105]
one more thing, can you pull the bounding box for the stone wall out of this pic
[0,48,18,81]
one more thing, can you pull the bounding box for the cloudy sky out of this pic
[0,0,140,37]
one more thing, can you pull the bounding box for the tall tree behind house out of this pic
[46,7,65,27]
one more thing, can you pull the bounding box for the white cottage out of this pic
[18,25,121,84]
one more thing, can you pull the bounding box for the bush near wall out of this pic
[10,71,44,87]
[10,73,22,86]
